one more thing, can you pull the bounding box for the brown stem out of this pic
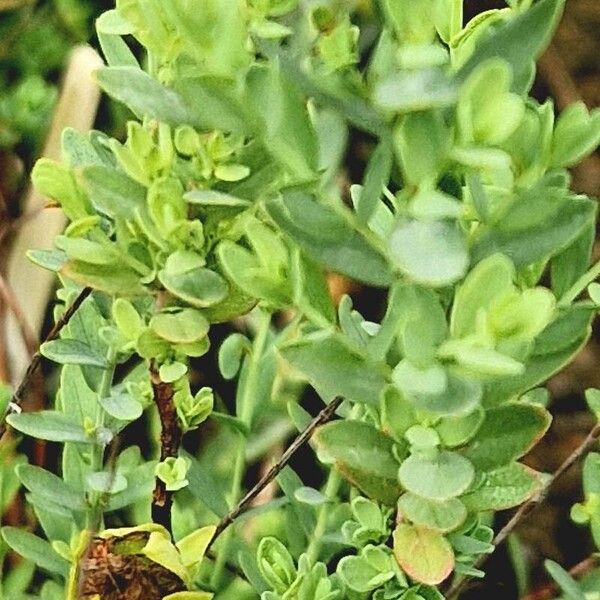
[0,286,92,440]
[521,556,599,600]
[206,396,344,552]
[149,361,182,533]
[446,420,600,599]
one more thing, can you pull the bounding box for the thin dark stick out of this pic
[0,286,92,439]
[521,555,599,600]
[206,396,344,551]
[149,360,182,533]
[446,421,600,599]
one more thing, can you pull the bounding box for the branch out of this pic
[0,286,92,440]
[446,420,600,599]
[521,555,599,600]
[206,396,344,551]
[149,361,182,533]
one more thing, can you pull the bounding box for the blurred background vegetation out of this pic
[0,1,598,598]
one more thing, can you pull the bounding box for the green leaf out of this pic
[398,451,475,501]
[357,140,393,223]
[451,253,515,338]
[338,549,395,593]
[87,471,128,495]
[96,66,193,125]
[457,0,566,94]
[218,333,249,380]
[150,309,209,344]
[393,524,455,586]
[550,102,600,168]
[83,165,146,221]
[1,528,69,576]
[398,494,467,533]
[7,411,90,443]
[483,305,593,405]
[184,189,251,208]
[158,265,228,308]
[61,260,146,296]
[374,70,457,112]
[389,219,468,287]
[101,392,144,421]
[551,224,594,299]
[40,339,108,368]
[314,420,402,505]
[462,403,551,470]
[16,465,86,511]
[280,332,389,405]
[247,62,318,181]
[267,192,393,287]
[461,463,543,511]
[545,560,586,600]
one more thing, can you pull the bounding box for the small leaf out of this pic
[17,465,86,511]
[159,362,188,383]
[280,332,389,405]
[96,66,193,125]
[40,339,108,368]
[101,392,144,421]
[398,494,467,533]
[314,420,402,505]
[87,471,128,495]
[7,411,90,443]
[218,333,249,380]
[294,486,329,506]
[374,70,457,112]
[399,451,475,501]
[393,524,454,585]
[267,192,393,287]
[545,560,586,600]
[389,219,468,287]
[357,140,393,223]
[462,404,551,470]
[461,463,543,511]
[1,528,69,576]
[158,266,228,308]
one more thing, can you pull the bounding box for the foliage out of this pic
[2,0,600,598]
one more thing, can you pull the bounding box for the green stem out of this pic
[306,403,361,564]
[210,309,271,588]
[86,345,117,529]
[305,468,342,564]
[558,258,600,307]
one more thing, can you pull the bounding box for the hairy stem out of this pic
[149,360,182,533]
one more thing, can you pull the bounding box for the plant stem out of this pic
[210,309,271,588]
[446,419,600,599]
[559,258,600,306]
[86,344,117,530]
[305,469,342,564]
[305,402,361,563]
[150,360,182,533]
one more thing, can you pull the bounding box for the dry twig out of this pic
[206,396,344,551]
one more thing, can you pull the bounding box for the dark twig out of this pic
[0,286,92,440]
[149,361,182,533]
[521,555,599,600]
[206,396,344,552]
[446,421,600,599]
